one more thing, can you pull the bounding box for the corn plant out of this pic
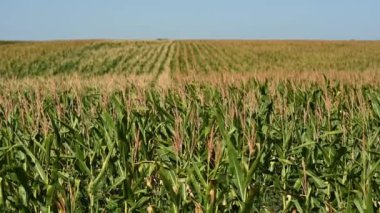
[1,79,380,212]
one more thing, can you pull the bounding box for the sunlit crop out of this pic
[1,40,380,212]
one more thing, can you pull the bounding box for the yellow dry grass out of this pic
[1,70,379,96]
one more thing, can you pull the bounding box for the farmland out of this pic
[1,40,380,212]
[1,40,380,78]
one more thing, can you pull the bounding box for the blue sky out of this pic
[0,0,379,40]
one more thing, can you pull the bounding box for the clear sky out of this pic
[0,0,379,40]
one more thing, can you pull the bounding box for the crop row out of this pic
[1,80,380,212]
[1,40,380,78]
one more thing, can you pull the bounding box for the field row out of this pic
[1,40,380,78]
[1,80,380,212]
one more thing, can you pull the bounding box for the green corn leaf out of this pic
[226,139,246,201]
[89,144,114,192]
[19,143,48,185]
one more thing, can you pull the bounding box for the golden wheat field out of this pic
[1,40,380,212]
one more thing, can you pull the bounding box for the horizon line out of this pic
[1,38,380,42]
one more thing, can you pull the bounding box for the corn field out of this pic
[1,40,380,212]
[1,40,380,78]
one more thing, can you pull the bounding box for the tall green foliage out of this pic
[1,80,380,212]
